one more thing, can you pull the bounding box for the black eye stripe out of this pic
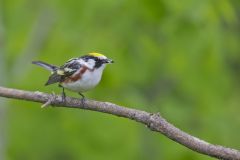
[81,55,98,61]
[94,60,103,68]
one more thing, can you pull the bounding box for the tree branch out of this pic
[0,86,239,160]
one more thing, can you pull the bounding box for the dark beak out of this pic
[104,59,114,64]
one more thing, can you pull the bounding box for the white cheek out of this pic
[84,59,95,69]
[77,59,95,69]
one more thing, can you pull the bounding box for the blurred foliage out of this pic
[1,0,240,159]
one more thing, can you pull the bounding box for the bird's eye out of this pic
[83,58,89,62]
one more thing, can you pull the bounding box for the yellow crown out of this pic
[88,52,105,57]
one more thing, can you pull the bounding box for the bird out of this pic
[32,53,114,102]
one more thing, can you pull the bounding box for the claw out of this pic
[78,92,86,107]
[61,87,66,103]
[81,97,86,107]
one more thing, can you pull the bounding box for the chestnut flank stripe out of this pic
[63,66,88,83]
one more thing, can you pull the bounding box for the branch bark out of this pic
[0,86,239,160]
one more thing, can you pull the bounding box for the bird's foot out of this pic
[81,97,86,107]
[58,84,66,103]
[61,91,66,103]
[78,92,86,107]
[59,86,66,103]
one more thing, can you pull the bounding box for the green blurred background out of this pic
[1,0,240,159]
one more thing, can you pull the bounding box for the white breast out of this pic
[62,65,106,93]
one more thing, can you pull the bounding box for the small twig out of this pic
[41,92,56,108]
[0,86,239,160]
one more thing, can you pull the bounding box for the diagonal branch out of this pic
[0,86,239,160]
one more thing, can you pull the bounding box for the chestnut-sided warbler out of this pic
[32,53,114,101]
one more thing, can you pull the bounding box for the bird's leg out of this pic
[59,84,66,103]
[78,92,85,107]
[62,87,66,103]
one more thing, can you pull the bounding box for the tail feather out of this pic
[32,61,58,71]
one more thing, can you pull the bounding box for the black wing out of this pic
[60,58,82,76]
[45,72,62,85]
[45,58,81,86]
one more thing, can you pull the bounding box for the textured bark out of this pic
[0,86,239,160]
